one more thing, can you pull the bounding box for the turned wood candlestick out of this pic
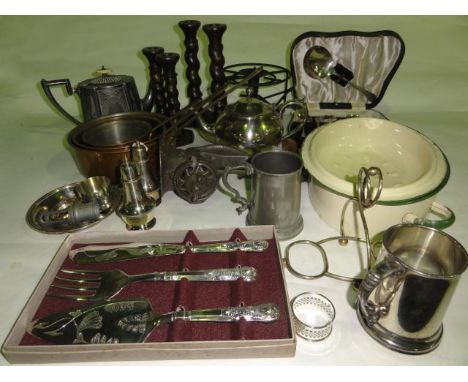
[202,23,227,117]
[142,46,165,113]
[179,20,203,105]
[157,52,181,116]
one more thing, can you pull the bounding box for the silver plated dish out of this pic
[26,182,119,234]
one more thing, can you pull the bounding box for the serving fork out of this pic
[48,266,257,301]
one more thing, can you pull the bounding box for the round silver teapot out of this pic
[198,88,308,151]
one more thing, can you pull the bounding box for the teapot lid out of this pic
[230,87,273,118]
[77,67,135,89]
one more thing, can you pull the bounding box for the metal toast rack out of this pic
[285,166,383,283]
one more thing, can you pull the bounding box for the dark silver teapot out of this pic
[198,88,308,151]
[41,67,151,125]
[41,46,165,125]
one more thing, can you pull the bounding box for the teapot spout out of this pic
[196,112,216,134]
[141,90,154,112]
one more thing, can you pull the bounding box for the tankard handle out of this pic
[40,79,81,125]
[358,258,405,327]
[221,163,254,214]
[402,201,455,231]
[278,98,308,139]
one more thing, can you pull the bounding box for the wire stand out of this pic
[285,166,383,283]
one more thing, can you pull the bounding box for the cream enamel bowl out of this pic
[302,118,454,237]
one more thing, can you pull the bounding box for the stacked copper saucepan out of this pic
[67,112,168,184]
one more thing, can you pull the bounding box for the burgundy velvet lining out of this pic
[20,229,291,345]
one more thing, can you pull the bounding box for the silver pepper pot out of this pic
[118,160,157,230]
[131,141,161,204]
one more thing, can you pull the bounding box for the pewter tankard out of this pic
[222,150,303,240]
[357,224,468,354]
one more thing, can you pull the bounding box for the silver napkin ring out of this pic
[291,292,335,341]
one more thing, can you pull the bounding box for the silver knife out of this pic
[70,240,269,264]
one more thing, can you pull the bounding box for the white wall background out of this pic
[1,15,467,124]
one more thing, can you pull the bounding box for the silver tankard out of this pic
[221,150,303,240]
[357,224,468,354]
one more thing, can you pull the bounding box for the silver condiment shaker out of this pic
[131,141,161,204]
[118,160,157,230]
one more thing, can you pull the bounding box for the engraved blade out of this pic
[70,243,186,264]
[29,299,152,344]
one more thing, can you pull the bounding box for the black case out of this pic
[289,30,405,130]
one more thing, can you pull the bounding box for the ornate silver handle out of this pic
[221,163,254,214]
[190,239,268,253]
[171,303,280,322]
[155,266,257,282]
[358,258,405,327]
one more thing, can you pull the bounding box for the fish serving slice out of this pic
[28,299,280,344]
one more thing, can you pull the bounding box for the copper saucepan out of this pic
[67,112,168,184]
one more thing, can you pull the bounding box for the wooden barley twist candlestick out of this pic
[157,52,181,116]
[202,23,227,116]
[179,20,203,105]
[142,46,165,113]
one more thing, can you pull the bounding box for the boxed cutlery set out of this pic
[3,227,295,363]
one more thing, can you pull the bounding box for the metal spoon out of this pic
[303,46,377,103]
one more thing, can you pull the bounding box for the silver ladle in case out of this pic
[303,46,377,103]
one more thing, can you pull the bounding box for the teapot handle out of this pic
[40,79,81,125]
[278,99,308,139]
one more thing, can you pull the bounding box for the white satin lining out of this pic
[293,34,403,106]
